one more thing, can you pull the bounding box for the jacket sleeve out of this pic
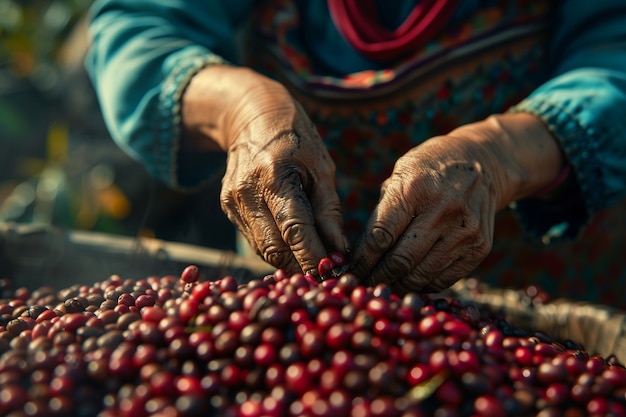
[85,0,254,189]
[508,0,626,243]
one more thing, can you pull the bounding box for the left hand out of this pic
[350,113,564,293]
[181,66,349,276]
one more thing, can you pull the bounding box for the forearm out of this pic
[448,112,565,210]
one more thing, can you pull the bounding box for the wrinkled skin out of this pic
[351,114,563,293]
[350,136,499,293]
[183,67,562,290]
[217,79,347,276]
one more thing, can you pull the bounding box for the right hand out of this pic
[350,113,566,293]
[183,66,348,275]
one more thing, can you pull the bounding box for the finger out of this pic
[245,195,300,273]
[395,216,492,293]
[309,180,350,255]
[375,234,456,290]
[220,186,257,253]
[408,255,475,294]
[375,189,492,288]
[367,215,442,286]
[412,188,496,291]
[221,171,300,273]
[265,167,327,275]
[351,182,416,279]
[297,125,349,256]
[220,151,259,252]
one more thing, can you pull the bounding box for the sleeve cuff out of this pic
[507,98,605,244]
[155,52,230,190]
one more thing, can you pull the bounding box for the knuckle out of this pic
[403,271,432,292]
[233,181,257,205]
[219,190,236,212]
[370,226,395,251]
[265,164,303,193]
[419,253,454,275]
[481,233,493,252]
[380,180,404,204]
[447,261,472,278]
[282,221,307,247]
[381,251,413,277]
[316,198,342,217]
[470,237,492,260]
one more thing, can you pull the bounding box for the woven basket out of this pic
[445,278,626,363]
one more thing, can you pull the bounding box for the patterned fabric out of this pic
[248,0,626,308]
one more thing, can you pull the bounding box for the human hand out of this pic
[212,72,348,276]
[350,135,498,293]
[350,114,565,293]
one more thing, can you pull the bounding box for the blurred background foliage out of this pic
[0,0,137,235]
[0,0,90,96]
[0,0,236,251]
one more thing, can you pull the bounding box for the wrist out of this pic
[489,113,566,201]
[450,113,565,208]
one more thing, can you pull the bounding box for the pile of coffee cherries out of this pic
[1,255,626,417]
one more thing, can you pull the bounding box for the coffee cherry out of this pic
[317,258,335,280]
[328,251,347,267]
[0,267,623,416]
[180,265,200,284]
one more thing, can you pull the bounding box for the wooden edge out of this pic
[67,229,275,276]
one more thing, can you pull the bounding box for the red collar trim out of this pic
[328,0,460,61]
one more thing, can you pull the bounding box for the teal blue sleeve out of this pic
[85,0,254,189]
[509,0,626,243]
